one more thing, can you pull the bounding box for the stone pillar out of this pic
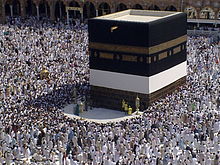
[20,1,26,18]
[111,7,115,13]
[49,2,55,21]
[214,9,219,20]
[36,5,39,20]
[10,5,13,17]
[81,10,83,22]
[180,0,184,12]
[127,3,132,9]
[95,9,98,17]
[196,8,201,19]
[67,9,69,24]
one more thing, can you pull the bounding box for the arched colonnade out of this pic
[1,0,220,22]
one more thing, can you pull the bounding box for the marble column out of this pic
[36,5,39,20]
[111,7,115,13]
[81,10,83,22]
[49,2,55,21]
[95,9,98,17]
[10,5,13,17]
[20,1,26,18]
[67,9,69,24]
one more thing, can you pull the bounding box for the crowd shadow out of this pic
[25,82,89,111]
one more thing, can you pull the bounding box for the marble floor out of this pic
[62,104,142,123]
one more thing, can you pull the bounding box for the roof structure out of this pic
[95,9,182,23]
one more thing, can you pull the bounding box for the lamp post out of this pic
[135,95,140,115]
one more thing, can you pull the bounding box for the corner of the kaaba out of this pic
[89,10,187,111]
[148,12,187,46]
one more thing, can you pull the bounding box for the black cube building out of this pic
[89,10,187,110]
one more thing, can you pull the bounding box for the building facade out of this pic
[89,10,187,110]
[0,0,220,23]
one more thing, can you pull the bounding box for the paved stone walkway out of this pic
[62,104,143,123]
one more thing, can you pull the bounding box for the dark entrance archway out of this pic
[116,3,127,12]
[83,2,96,19]
[69,1,81,19]
[5,3,10,16]
[39,0,50,18]
[13,0,20,16]
[133,4,143,10]
[165,5,177,11]
[5,0,21,16]
[26,0,37,16]
[148,5,160,11]
[98,2,111,16]
[55,1,66,20]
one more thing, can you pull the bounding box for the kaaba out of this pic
[89,10,187,110]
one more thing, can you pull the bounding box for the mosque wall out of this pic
[0,0,220,23]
